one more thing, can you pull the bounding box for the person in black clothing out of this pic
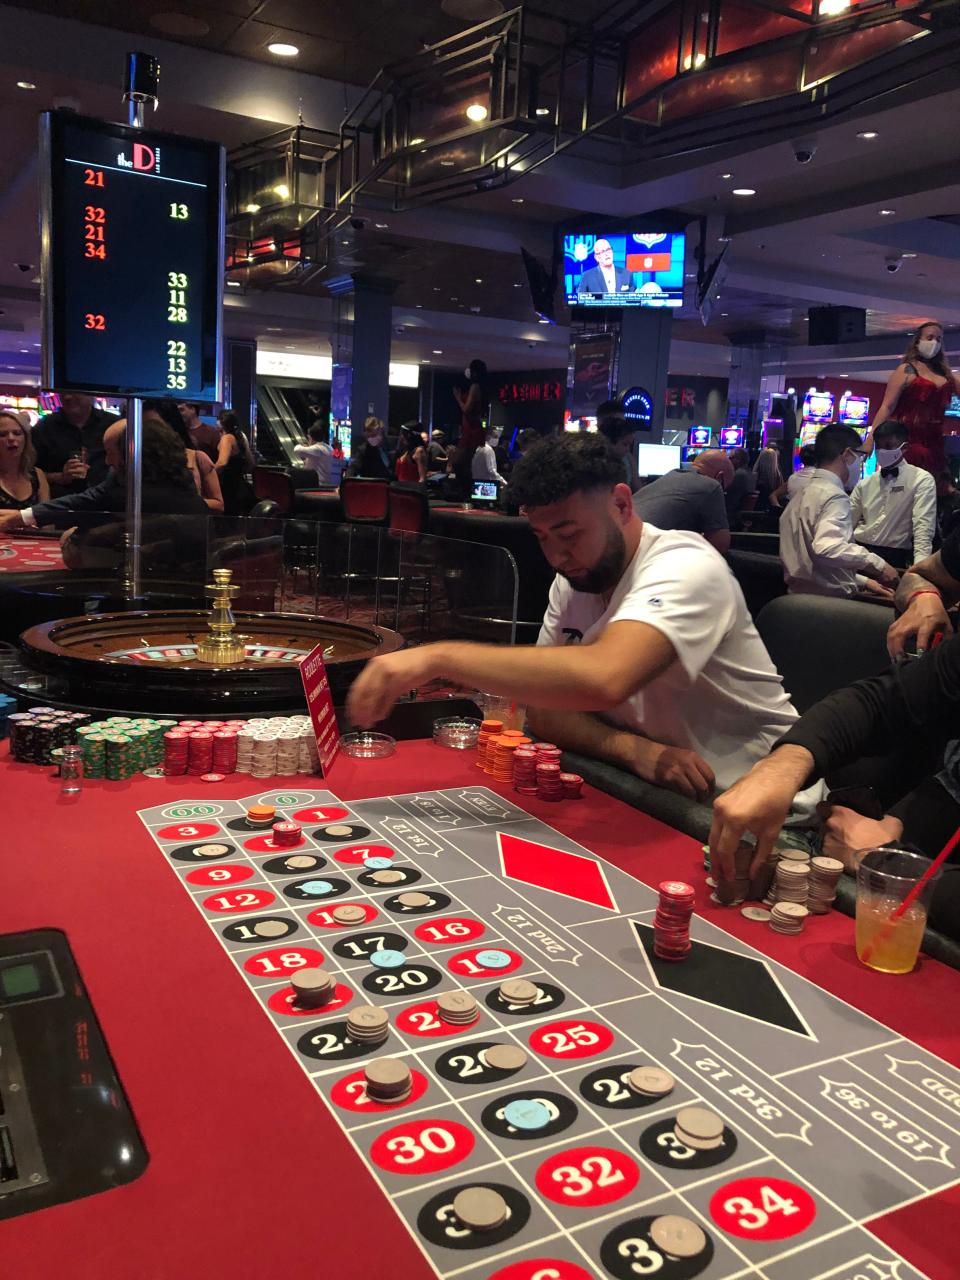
[0,419,208,574]
[345,417,392,480]
[710,527,960,935]
[31,392,119,496]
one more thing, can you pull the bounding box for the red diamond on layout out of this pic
[497,832,617,911]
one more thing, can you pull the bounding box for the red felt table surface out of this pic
[2,740,958,1280]
[0,534,65,572]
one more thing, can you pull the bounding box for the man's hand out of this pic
[0,511,24,533]
[819,804,903,869]
[878,562,900,589]
[887,592,951,659]
[346,648,440,728]
[631,740,715,802]
[861,579,896,601]
[62,457,89,482]
[708,745,814,881]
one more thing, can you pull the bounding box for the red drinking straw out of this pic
[860,825,960,965]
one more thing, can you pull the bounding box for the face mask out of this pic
[875,446,904,468]
[464,367,472,379]
[918,337,941,359]
[843,452,863,492]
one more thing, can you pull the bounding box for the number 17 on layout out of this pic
[41,110,224,401]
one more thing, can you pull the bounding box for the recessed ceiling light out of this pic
[19,348,28,353]
[243,202,260,214]
[474,277,483,284]
[534,107,550,116]
[267,42,299,57]
[512,197,524,204]
[720,172,733,179]
[409,136,425,146]
[433,349,443,354]
[465,103,488,123]
[902,252,918,259]
[819,0,850,13]
[273,184,290,201]
[16,81,36,91]
[415,303,423,308]
[422,359,431,363]
[226,280,241,288]
[538,317,550,324]
[732,187,756,196]
[857,130,878,140]
[375,222,388,229]
[440,160,455,167]
[721,312,729,317]
[879,208,896,216]
[513,283,523,288]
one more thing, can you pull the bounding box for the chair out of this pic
[252,467,293,515]
[340,477,389,525]
[755,593,893,713]
[388,484,430,535]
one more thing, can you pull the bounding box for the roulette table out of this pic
[15,610,403,713]
[0,741,957,1280]
[0,532,66,573]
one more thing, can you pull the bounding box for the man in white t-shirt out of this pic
[348,434,820,815]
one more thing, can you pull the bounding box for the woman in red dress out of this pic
[869,321,960,474]
[394,422,427,484]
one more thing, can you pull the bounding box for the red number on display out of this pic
[83,205,105,222]
[84,224,105,241]
[84,244,106,260]
[84,314,105,331]
[83,168,104,187]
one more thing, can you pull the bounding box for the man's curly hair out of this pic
[506,433,625,509]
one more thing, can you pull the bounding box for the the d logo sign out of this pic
[133,143,155,171]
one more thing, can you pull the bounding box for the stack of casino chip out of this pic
[560,772,583,799]
[769,901,809,935]
[476,720,504,770]
[187,731,214,776]
[807,856,843,913]
[536,760,563,801]
[211,730,238,775]
[81,732,107,778]
[235,727,256,774]
[298,727,320,774]
[104,734,134,780]
[436,990,480,1026]
[512,747,538,794]
[654,880,695,961]
[364,1058,413,1104]
[163,730,190,776]
[774,858,809,906]
[486,733,521,782]
[271,819,302,847]
[250,730,279,779]
[276,728,301,776]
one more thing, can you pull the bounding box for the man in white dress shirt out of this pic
[779,425,900,598]
[851,421,936,569]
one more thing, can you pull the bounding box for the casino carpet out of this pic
[1,741,958,1279]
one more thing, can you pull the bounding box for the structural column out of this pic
[617,308,673,441]
[331,275,397,438]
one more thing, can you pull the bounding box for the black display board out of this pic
[40,110,224,400]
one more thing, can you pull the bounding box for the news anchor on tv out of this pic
[577,239,634,296]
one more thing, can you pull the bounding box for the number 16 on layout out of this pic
[40,109,224,400]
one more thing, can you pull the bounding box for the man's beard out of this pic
[560,520,626,594]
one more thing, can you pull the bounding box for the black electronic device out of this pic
[40,109,224,399]
[471,480,499,506]
[0,928,147,1219]
[807,305,866,346]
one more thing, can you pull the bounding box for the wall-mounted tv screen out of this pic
[564,231,684,309]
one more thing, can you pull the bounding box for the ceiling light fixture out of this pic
[267,42,299,57]
[819,0,850,14]
[272,183,290,201]
[513,283,523,288]
[226,280,241,288]
[720,172,732,179]
[512,197,524,204]
[902,252,918,259]
[433,349,443,354]
[474,277,483,284]
[538,317,550,324]
[16,81,36,91]
[244,202,261,214]
[879,208,896,216]
[682,52,706,70]
[857,130,878,140]
[465,103,488,123]
[409,136,425,146]
[440,159,455,167]
[375,222,388,229]
[534,107,550,117]
[732,187,756,196]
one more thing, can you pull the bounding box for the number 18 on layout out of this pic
[40,110,224,399]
